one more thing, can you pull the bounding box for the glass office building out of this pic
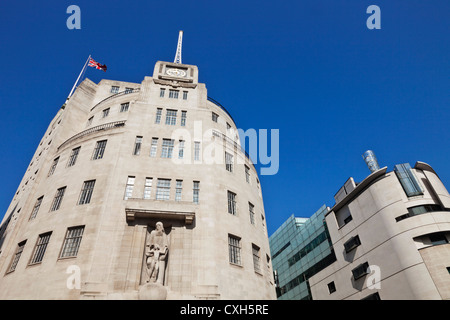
[269,205,336,300]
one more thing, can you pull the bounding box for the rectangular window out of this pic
[178,140,185,159]
[124,176,135,200]
[194,141,201,161]
[394,163,423,197]
[150,138,158,157]
[143,178,153,199]
[124,87,133,94]
[156,179,171,200]
[50,187,66,211]
[161,139,175,158]
[133,136,143,155]
[102,108,110,118]
[225,152,233,172]
[227,122,231,132]
[120,102,129,112]
[8,240,26,273]
[48,157,59,177]
[60,226,84,258]
[86,116,94,127]
[212,112,218,123]
[175,180,183,201]
[193,181,200,204]
[183,91,188,100]
[30,232,52,264]
[344,235,361,253]
[429,232,449,246]
[169,89,179,99]
[165,109,177,125]
[92,140,107,160]
[29,196,43,220]
[245,165,250,183]
[328,282,336,294]
[155,108,162,124]
[227,191,237,215]
[78,180,95,205]
[181,111,187,126]
[67,147,81,167]
[110,86,119,93]
[228,235,241,265]
[252,244,261,272]
[160,88,165,98]
[352,262,370,280]
[249,202,255,225]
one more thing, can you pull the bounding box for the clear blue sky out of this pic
[0,1,449,237]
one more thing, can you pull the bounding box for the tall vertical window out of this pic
[29,232,52,264]
[60,226,84,258]
[155,108,162,124]
[143,178,153,199]
[227,122,231,132]
[67,147,81,167]
[133,136,143,155]
[92,140,107,160]
[228,235,241,265]
[169,89,179,99]
[212,112,218,123]
[249,202,255,225]
[182,91,188,100]
[225,152,233,172]
[124,87,133,94]
[194,141,201,161]
[160,88,165,97]
[120,102,129,112]
[150,138,158,157]
[178,140,185,159]
[193,181,200,204]
[175,180,183,201]
[161,139,175,158]
[50,187,66,211]
[181,111,187,126]
[245,165,250,183]
[48,157,59,177]
[29,196,43,220]
[227,191,237,215]
[110,86,119,93]
[86,116,94,127]
[165,109,177,125]
[394,163,423,197]
[156,179,171,200]
[252,244,261,272]
[124,176,135,200]
[102,108,110,118]
[8,240,26,273]
[78,180,95,205]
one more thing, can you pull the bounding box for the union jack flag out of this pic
[88,57,107,72]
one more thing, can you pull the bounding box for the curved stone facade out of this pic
[0,60,276,300]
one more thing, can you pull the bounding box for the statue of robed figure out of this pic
[145,222,169,285]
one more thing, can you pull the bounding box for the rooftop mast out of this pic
[174,30,183,64]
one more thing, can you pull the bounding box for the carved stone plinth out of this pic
[138,283,167,300]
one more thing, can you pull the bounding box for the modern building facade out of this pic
[271,161,450,300]
[0,47,276,299]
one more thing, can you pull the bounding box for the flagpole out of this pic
[66,54,91,103]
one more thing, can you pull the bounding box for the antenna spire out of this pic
[174,30,183,64]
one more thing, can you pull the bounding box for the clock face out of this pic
[165,68,186,77]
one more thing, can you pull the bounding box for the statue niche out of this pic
[144,221,169,285]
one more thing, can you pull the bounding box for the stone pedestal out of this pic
[138,283,168,300]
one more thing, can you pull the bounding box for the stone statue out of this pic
[145,222,168,285]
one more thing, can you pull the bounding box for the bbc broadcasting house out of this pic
[0,35,276,300]
[270,153,450,300]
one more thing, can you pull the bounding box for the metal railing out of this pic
[207,96,236,125]
[58,120,126,150]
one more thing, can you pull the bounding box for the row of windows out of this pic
[6,226,85,273]
[159,88,188,100]
[29,180,96,220]
[228,234,269,275]
[155,108,187,126]
[87,102,130,127]
[124,176,199,204]
[110,86,135,94]
[227,191,265,230]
